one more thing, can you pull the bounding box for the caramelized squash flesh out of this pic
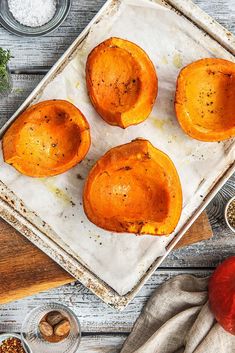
[3,100,91,177]
[83,139,182,235]
[86,37,158,128]
[89,46,141,114]
[175,58,235,141]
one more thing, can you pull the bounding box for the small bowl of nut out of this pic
[224,196,235,233]
[21,303,81,353]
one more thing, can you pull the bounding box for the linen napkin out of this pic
[121,275,235,353]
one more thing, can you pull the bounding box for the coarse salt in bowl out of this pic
[0,0,71,37]
[8,0,57,28]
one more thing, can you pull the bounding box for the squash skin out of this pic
[175,58,235,142]
[83,139,182,236]
[2,100,91,177]
[86,37,158,128]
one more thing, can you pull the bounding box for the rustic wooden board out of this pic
[0,212,212,305]
[0,219,72,304]
[174,212,212,249]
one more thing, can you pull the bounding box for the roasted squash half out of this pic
[83,139,182,235]
[3,100,91,177]
[175,58,235,141]
[86,37,158,128]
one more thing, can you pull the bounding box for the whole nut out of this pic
[39,321,53,337]
[54,319,71,337]
[46,311,64,326]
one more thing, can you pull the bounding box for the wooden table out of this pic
[0,0,234,351]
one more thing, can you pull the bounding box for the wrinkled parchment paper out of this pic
[0,0,234,295]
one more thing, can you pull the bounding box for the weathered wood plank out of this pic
[0,74,43,126]
[78,335,127,352]
[195,0,235,33]
[0,270,211,333]
[0,0,234,70]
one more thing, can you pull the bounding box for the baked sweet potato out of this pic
[175,58,235,141]
[83,139,182,235]
[3,100,91,177]
[86,37,158,128]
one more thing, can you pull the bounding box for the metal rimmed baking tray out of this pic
[0,0,234,310]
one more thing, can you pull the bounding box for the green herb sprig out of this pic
[0,48,12,94]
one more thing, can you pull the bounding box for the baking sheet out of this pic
[0,0,234,296]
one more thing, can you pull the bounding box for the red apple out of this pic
[208,256,235,335]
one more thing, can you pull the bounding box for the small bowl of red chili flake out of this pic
[225,196,235,233]
[0,334,31,353]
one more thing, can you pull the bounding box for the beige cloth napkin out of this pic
[121,275,235,353]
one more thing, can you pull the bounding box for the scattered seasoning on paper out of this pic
[227,199,235,229]
[0,337,25,353]
[8,0,57,27]
[172,52,183,69]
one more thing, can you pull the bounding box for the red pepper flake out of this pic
[0,337,26,353]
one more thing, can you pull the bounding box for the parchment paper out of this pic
[0,0,234,295]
